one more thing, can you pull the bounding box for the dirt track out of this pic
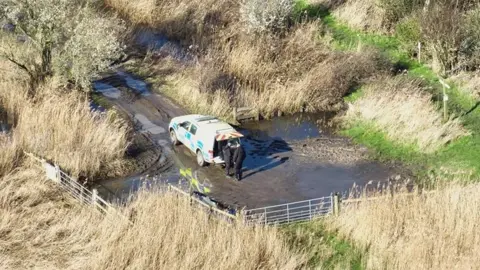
[92,70,410,209]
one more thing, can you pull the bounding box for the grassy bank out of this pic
[290,0,480,180]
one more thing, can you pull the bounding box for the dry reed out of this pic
[344,77,467,152]
[0,75,131,178]
[450,71,480,99]
[0,165,306,269]
[14,91,129,177]
[332,0,387,32]
[0,167,109,270]
[110,1,387,118]
[91,189,305,270]
[104,0,158,24]
[329,183,480,269]
[0,135,20,176]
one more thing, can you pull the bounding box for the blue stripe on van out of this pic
[197,141,203,149]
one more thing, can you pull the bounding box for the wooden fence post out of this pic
[418,42,422,62]
[309,200,312,220]
[287,204,290,223]
[92,188,98,208]
[264,208,267,225]
[333,193,340,216]
[54,164,61,184]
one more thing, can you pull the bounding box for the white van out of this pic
[168,115,244,166]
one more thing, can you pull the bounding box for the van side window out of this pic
[180,121,191,130]
[190,124,198,135]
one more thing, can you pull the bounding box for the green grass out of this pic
[340,122,423,164]
[283,221,365,269]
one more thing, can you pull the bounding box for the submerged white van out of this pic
[168,115,244,166]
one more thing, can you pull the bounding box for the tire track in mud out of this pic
[93,72,183,197]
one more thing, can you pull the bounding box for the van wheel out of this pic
[197,150,206,167]
[170,130,180,145]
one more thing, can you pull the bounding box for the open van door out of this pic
[213,131,244,164]
[215,131,244,141]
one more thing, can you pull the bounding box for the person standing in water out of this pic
[233,142,246,181]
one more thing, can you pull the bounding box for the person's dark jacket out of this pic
[222,144,232,164]
[233,145,246,168]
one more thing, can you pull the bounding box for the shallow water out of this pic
[240,112,335,142]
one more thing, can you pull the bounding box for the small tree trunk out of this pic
[27,45,53,97]
[41,45,52,77]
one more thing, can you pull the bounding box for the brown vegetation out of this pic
[330,184,480,269]
[333,0,387,32]
[107,0,388,118]
[0,167,305,269]
[344,77,467,152]
[0,76,130,178]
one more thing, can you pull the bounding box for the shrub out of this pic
[240,0,295,33]
[333,0,387,32]
[0,0,124,93]
[419,0,480,74]
[395,16,421,57]
[377,0,425,28]
[459,6,480,70]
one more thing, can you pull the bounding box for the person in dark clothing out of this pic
[233,144,246,181]
[222,142,233,177]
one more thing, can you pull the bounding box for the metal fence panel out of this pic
[244,196,333,225]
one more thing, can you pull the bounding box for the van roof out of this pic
[191,115,236,133]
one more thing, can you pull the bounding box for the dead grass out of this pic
[145,22,386,119]
[166,65,233,121]
[344,77,467,152]
[16,91,129,177]
[104,0,157,25]
[0,135,21,177]
[92,190,304,270]
[0,75,130,178]
[0,167,103,270]
[329,183,480,269]
[450,71,480,100]
[0,164,306,269]
[332,0,387,32]
[110,1,388,118]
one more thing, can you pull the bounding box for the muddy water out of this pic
[240,112,335,141]
[92,31,408,208]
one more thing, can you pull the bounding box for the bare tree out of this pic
[0,0,124,94]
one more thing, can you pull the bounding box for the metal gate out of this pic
[243,196,333,225]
